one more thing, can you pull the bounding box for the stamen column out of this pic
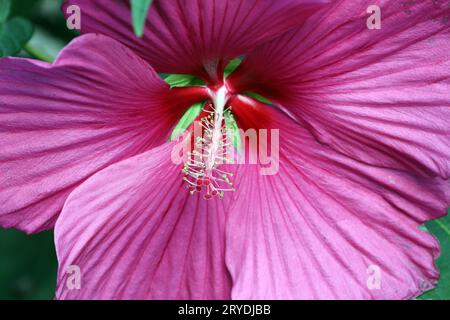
[183,86,236,200]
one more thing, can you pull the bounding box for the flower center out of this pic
[182,86,236,200]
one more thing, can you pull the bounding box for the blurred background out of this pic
[0,229,57,299]
[0,0,449,300]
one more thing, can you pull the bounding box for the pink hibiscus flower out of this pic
[0,0,449,300]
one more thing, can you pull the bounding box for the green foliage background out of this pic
[0,0,449,300]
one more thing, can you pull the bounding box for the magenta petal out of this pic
[0,34,175,234]
[62,0,327,80]
[230,1,450,178]
[55,142,233,300]
[226,108,449,299]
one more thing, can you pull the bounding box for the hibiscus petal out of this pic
[226,106,449,299]
[0,34,177,234]
[62,0,327,81]
[55,142,233,300]
[229,0,450,178]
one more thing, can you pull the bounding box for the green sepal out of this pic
[224,110,242,152]
[164,74,205,88]
[243,91,273,105]
[170,102,204,141]
[131,0,153,37]
[224,57,242,77]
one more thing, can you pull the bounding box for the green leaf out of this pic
[418,210,450,299]
[164,74,205,87]
[170,102,204,140]
[0,17,33,57]
[0,0,11,23]
[131,0,153,37]
[225,111,242,152]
